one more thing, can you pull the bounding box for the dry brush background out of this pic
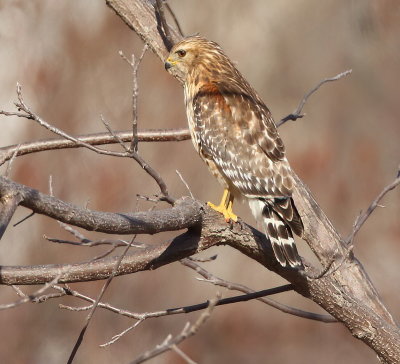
[0,1,399,363]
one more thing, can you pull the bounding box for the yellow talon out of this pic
[207,189,238,222]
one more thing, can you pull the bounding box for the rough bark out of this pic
[0,177,202,235]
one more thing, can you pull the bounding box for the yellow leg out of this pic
[207,189,238,222]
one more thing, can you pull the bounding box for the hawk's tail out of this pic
[249,198,303,268]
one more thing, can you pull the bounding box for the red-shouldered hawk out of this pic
[165,36,303,268]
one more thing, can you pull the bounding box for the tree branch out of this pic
[0,171,399,361]
[181,258,337,323]
[347,169,400,245]
[164,2,184,37]
[277,70,352,127]
[0,176,202,236]
[9,84,177,205]
[129,294,219,364]
[0,129,190,166]
[0,271,65,310]
[106,0,182,61]
[67,236,139,364]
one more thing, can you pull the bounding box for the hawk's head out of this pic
[164,36,230,84]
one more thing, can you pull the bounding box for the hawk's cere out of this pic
[165,36,303,268]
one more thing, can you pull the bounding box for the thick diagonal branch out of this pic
[106,0,182,61]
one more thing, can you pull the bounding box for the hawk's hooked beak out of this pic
[164,57,175,70]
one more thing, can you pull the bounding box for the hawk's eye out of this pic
[176,49,186,58]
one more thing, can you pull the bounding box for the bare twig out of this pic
[0,129,190,166]
[172,345,197,364]
[67,235,138,364]
[101,115,175,204]
[132,151,176,204]
[176,170,194,198]
[56,281,296,320]
[164,2,184,37]
[100,115,130,153]
[181,258,336,323]
[310,169,400,280]
[48,174,54,196]
[347,170,400,245]
[2,84,176,203]
[0,270,65,310]
[131,45,148,152]
[277,70,352,127]
[58,221,88,241]
[120,45,148,152]
[13,211,35,227]
[46,222,143,261]
[11,285,25,298]
[46,236,131,248]
[10,84,129,158]
[59,303,93,312]
[28,279,309,352]
[4,144,20,177]
[306,168,400,282]
[56,285,144,317]
[131,51,140,153]
[171,345,197,364]
[129,294,220,364]
[136,194,164,204]
[13,279,66,304]
[100,320,144,347]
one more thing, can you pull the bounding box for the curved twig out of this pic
[2,84,176,204]
[181,258,336,323]
[164,2,184,37]
[347,170,400,245]
[67,236,138,364]
[278,70,352,127]
[129,294,219,364]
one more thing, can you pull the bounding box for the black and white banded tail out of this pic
[249,198,303,268]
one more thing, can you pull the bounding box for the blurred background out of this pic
[0,1,399,363]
